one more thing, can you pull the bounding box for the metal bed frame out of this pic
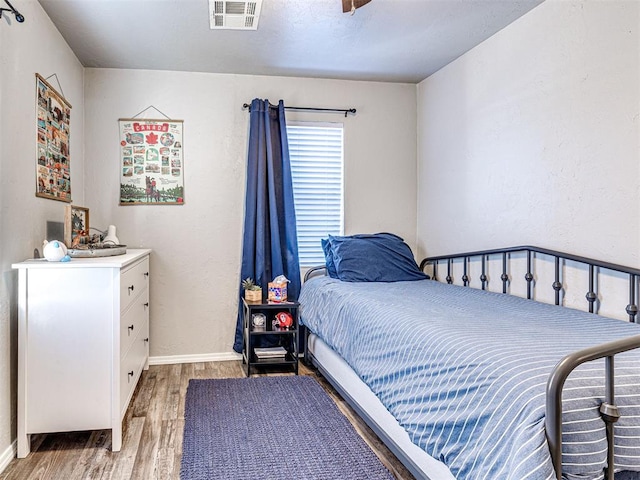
[421,245,640,480]
[304,245,640,480]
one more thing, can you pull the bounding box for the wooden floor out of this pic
[0,361,415,480]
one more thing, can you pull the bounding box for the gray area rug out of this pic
[180,375,394,480]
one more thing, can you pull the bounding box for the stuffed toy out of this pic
[43,240,71,262]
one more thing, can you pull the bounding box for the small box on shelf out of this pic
[268,282,287,302]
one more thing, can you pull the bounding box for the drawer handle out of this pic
[128,371,134,381]
[128,324,134,332]
[128,285,135,294]
[144,338,149,343]
[144,302,149,308]
[144,272,149,277]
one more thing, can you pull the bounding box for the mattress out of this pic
[299,277,640,480]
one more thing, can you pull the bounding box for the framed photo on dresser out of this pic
[64,205,89,247]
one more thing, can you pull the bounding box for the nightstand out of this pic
[242,298,299,377]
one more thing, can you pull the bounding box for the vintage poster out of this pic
[36,74,72,202]
[119,118,184,205]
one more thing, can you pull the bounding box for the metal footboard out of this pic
[546,334,640,480]
[421,245,640,479]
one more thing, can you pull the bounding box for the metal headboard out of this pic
[420,245,640,480]
[304,265,327,282]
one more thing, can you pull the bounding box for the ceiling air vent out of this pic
[209,0,263,30]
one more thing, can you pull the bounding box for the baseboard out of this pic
[149,351,242,365]
[0,440,16,475]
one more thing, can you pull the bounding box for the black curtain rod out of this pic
[242,103,356,118]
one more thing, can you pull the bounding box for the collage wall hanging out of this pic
[118,118,184,205]
[36,74,72,202]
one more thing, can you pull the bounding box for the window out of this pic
[287,123,344,267]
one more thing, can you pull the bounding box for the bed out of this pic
[298,235,640,480]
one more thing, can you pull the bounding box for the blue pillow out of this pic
[321,238,338,278]
[327,233,429,282]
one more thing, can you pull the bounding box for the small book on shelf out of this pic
[254,346,287,359]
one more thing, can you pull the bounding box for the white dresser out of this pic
[12,249,151,458]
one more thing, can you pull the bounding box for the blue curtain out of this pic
[233,99,301,353]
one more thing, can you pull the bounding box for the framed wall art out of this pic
[64,205,90,247]
[118,118,184,205]
[36,73,72,202]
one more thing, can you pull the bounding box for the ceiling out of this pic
[37,0,545,84]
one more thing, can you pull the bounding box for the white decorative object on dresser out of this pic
[12,249,152,458]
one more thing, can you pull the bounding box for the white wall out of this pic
[417,0,640,269]
[0,0,84,467]
[84,69,417,359]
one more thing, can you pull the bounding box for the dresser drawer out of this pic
[120,257,149,312]
[120,289,149,358]
[119,317,149,417]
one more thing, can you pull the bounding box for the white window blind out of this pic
[287,123,344,267]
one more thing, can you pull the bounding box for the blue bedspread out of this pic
[299,277,640,480]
